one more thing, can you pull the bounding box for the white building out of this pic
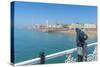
[84,24,97,29]
[45,20,62,28]
[68,23,96,29]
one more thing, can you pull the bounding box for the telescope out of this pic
[75,28,88,62]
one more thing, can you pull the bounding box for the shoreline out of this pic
[56,30,97,37]
[25,27,97,37]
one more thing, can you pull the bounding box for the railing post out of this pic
[76,28,88,62]
[39,52,45,64]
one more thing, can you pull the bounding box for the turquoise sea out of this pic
[14,28,97,64]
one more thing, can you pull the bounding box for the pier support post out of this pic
[76,28,88,62]
[40,52,45,64]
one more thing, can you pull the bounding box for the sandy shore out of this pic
[31,27,97,37]
[56,29,97,37]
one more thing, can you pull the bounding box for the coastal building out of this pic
[84,24,97,29]
[45,20,63,28]
[68,23,97,29]
[68,23,83,29]
[46,24,62,28]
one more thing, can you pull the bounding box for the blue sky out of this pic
[13,1,97,25]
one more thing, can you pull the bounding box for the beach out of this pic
[56,29,97,37]
[32,27,97,37]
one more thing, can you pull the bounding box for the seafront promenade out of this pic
[31,27,97,37]
[31,23,97,36]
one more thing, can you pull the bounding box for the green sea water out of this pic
[14,28,97,64]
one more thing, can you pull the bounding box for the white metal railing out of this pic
[65,43,97,63]
[15,42,97,66]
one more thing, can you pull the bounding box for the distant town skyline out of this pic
[14,1,97,26]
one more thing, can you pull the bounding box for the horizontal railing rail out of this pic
[15,42,97,66]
